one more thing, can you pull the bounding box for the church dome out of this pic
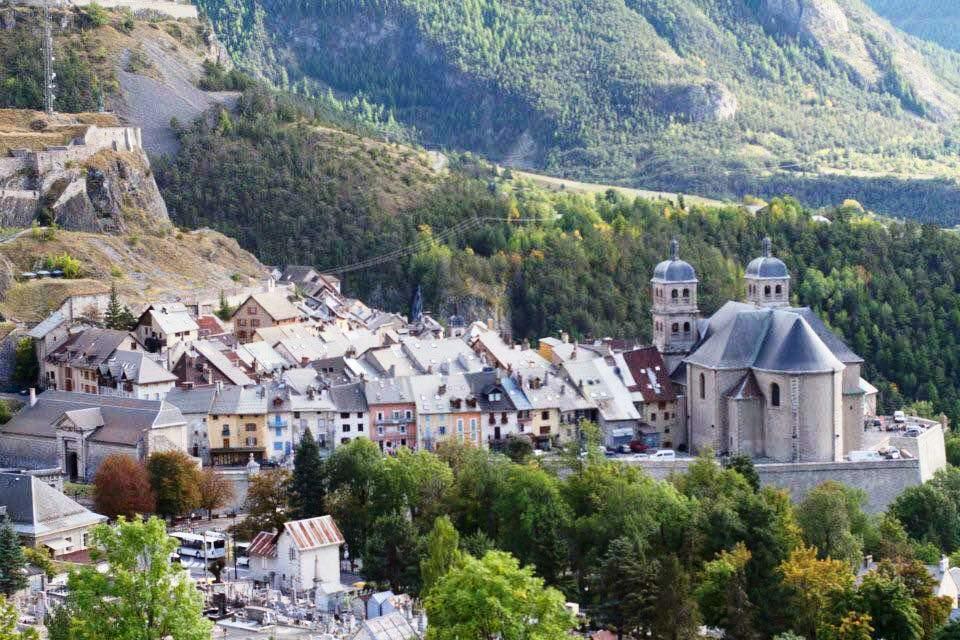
[652,239,697,282]
[745,238,789,279]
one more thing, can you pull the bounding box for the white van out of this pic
[651,449,676,459]
[847,450,883,462]
[893,410,906,424]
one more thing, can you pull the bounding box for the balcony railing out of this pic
[375,416,412,426]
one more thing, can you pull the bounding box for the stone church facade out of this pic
[652,239,870,463]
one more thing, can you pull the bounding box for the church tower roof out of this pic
[652,239,698,283]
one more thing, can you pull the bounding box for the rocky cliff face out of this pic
[44,149,170,233]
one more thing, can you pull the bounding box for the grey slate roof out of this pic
[351,611,418,640]
[46,328,132,369]
[745,256,789,279]
[28,311,65,339]
[652,258,697,283]
[0,391,185,446]
[99,350,177,385]
[211,386,267,415]
[0,472,106,536]
[685,302,844,374]
[165,387,218,415]
[464,371,518,412]
[785,307,864,364]
[331,381,369,413]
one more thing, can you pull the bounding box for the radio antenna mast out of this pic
[42,1,58,115]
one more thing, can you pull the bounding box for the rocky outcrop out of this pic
[661,82,739,123]
[762,0,849,40]
[45,149,169,233]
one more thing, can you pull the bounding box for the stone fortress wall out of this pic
[634,425,947,514]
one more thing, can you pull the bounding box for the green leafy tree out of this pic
[695,543,758,640]
[44,604,71,640]
[12,338,38,390]
[589,536,658,639]
[420,516,462,595]
[363,513,422,594]
[796,482,868,568]
[325,439,383,567]
[65,516,212,640]
[937,621,960,640]
[891,483,960,552]
[22,546,55,581]
[0,519,27,596]
[855,570,924,640]
[234,468,290,540]
[289,429,325,519]
[726,454,760,491]
[146,451,202,519]
[650,553,701,640]
[425,550,576,640]
[0,595,37,640]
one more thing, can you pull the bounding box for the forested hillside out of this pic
[196,0,960,220]
[867,0,960,51]
[156,86,960,426]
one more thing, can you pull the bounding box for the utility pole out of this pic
[42,1,57,115]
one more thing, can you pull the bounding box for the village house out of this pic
[464,370,523,446]
[615,346,682,450]
[96,349,178,401]
[331,381,370,448]
[171,339,255,389]
[232,292,304,343]
[410,373,482,450]
[0,471,106,558]
[207,386,268,466]
[42,328,143,394]
[165,386,218,461]
[134,302,199,353]
[364,377,415,451]
[562,358,641,449]
[0,390,189,482]
[247,515,345,595]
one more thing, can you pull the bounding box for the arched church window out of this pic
[671,289,678,299]
[699,374,706,399]
[771,383,781,407]
[764,285,771,297]
[775,284,782,296]
[683,321,690,333]
[671,322,679,333]
[682,288,689,298]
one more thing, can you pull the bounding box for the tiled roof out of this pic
[245,292,302,322]
[618,347,677,403]
[148,309,198,335]
[283,515,344,551]
[47,328,132,369]
[192,340,254,387]
[27,311,66,339]
[248,531,278,558]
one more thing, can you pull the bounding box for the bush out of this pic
[43,254,82,279]
[81,2,111,29]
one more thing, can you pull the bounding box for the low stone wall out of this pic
[891,425,946,482]
[632,457,925,513]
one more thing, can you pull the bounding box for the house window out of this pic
[400,439,406,447]
[404,410,412,420]
[439,426,446,436]
[294,412,301,419]
[651,413,657,422]
[340,412,350,419]
[671,289,678,299]
[400,425,406,434]
[541,411,549,421]
[245,437,257,446]
[377,426,384,435]
[457,419,464,433]
[699,373,705,399]
[289,547,296,561]
[221,425,230,436]
[356,412,363,418]
[682,288,689,298]
[248,306,258,315]
[771,383,781,407]
[343,424,350,433]
[377,412,384,421]
[356,424,364,432]
[683,321,690,333]
[246,423,257,432]
[223,439,230,448]
[671,322,679,333]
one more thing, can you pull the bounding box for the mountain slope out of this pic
[197,0,960,217]
[866,1,960,52]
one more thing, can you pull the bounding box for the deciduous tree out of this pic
[146,451,201,519]
[65,516,212,640]
[197,467,235,519]
[93,454,155,519]
[236,468,290,539]
[425,550,575,640]
[420,516,462,595]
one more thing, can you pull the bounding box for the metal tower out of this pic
[42,2,57,115]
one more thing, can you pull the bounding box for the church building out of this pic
[652,238,870,463]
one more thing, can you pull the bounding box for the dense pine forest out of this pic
[195,0,960,219]
[156,86,960,425]
[867,0,960,52]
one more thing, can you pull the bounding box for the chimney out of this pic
[29,388,36,407]
[561,331,569,344]
[389,364,396,378]
[215,380,223,393]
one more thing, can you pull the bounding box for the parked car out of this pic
[878,446,901,460]
[903,427,924,438]
[893,410,906,423]
[651,449,676,459]
[629,440,649,453]
[631,453,650,460]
